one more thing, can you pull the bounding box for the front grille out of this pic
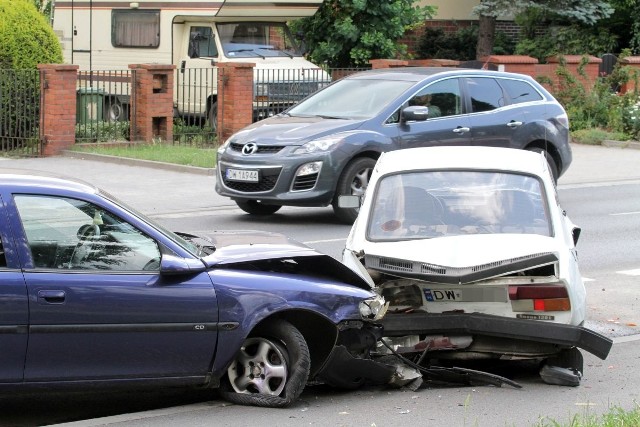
[292,173,318,191]
[221,167,281,193]
[229,142,285,154]
[266,82,323,101]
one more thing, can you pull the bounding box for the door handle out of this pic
[507,120,523,128]
[37,290,66,304]
[180,60,186,74]
[452,126,470,134]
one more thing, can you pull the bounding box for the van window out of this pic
[112,10,160,48]
[189,27,218,58]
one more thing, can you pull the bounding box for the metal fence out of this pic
[0,69,41,156]
[75,70,134,144]
[174,67,218,146]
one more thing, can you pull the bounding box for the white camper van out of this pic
[52,0,330,125]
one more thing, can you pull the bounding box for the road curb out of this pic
[61,150,216,176]
[602,140,640,150]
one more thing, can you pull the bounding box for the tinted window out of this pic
[499,79,544,104]
[112,10,160,48]
[408,79,462,118]
[15,195,160,271]
[465,77,504,113]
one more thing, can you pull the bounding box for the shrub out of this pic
[571,128,630,145]
[75,121,130,142]
[622,99,640,140]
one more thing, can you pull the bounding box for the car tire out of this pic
[332,157,376,224]
[220,320,311,408]
[527,147,558,184]
[207,101,218,135]
[236,200,282,215]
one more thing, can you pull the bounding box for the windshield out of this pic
[288,78,415,120]
[100,190,201,256]
[367,171,552,241]
[217,22,301,58]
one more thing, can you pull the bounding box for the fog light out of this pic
[296,161,322,177]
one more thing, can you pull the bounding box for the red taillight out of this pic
[509,285,568,300]
[509,285,570,312]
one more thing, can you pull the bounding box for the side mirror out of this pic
[401,106,430,123]
[338,195,361,209]
[572,227,581,246]
[160,254,206,275]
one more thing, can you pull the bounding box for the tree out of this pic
[291,0,435,68]
[0,0,62,69]
[472,0,614,59]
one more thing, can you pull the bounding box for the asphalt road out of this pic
[2,143,640,426]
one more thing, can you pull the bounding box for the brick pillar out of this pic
[37,64,78,156]
[217,62,255,143]
[619,57,640,94]
[480,55,539,75]
[128,64,175,142]
[369,59,409,69]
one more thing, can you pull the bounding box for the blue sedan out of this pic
[0,169,388,407]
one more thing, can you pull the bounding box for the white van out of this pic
[52,0,329,125]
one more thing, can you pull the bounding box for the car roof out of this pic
[0,169,100,194]
[375,147,549,177]
[346,67,538,83]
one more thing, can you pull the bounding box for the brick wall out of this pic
[217,62,255,142]
[128,64,175,142]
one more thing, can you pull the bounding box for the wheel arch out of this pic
[253,310,339,378]
[524,140,562,175]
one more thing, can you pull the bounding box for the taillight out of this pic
[555,112,570,130]
[509,285,570,312]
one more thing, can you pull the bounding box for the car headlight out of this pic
[292,135,344,154]
[359,295,388,321]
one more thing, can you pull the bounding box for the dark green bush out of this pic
[417,25,515,61]
[75,121,130,142]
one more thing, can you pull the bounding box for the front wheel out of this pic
[236,200,282,216]
[332,157,376,224]
[220,320,311,407]
[207,101,218,135]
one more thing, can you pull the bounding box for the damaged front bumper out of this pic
[381,312,613,360]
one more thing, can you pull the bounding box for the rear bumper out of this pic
[381,313,612,360]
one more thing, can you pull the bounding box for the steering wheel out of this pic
[68,224,100,268]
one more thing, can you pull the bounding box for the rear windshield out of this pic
[367,171,552,241]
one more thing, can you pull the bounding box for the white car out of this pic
[342,146,612,386]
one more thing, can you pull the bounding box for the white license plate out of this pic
[226,169,259,182]
[424,289,462,302]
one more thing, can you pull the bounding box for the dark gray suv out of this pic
[216,68,572,222]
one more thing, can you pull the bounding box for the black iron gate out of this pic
[0,69,42,156]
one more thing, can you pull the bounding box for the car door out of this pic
[0,195,29,383]
[463,76,529,148]
[394,78,472,149]
[11,194,219,383]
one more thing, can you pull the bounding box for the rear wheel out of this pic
[220,320,310,407]
[104,98,128,122]
[332,157,376,224]
[236,200,282,216]
[527,147,558,184]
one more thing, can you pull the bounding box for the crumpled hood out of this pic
[356,234,561,283]
[233,115,363,145]
[200,230,372,290]
[200,230,316,264]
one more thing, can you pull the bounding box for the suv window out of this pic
[499,79,544,104]
[14,195,160,271]
[408,79,462,119]
[465,77,505,113]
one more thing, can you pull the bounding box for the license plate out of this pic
[226,169,259,182]
[424,289,462,302]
